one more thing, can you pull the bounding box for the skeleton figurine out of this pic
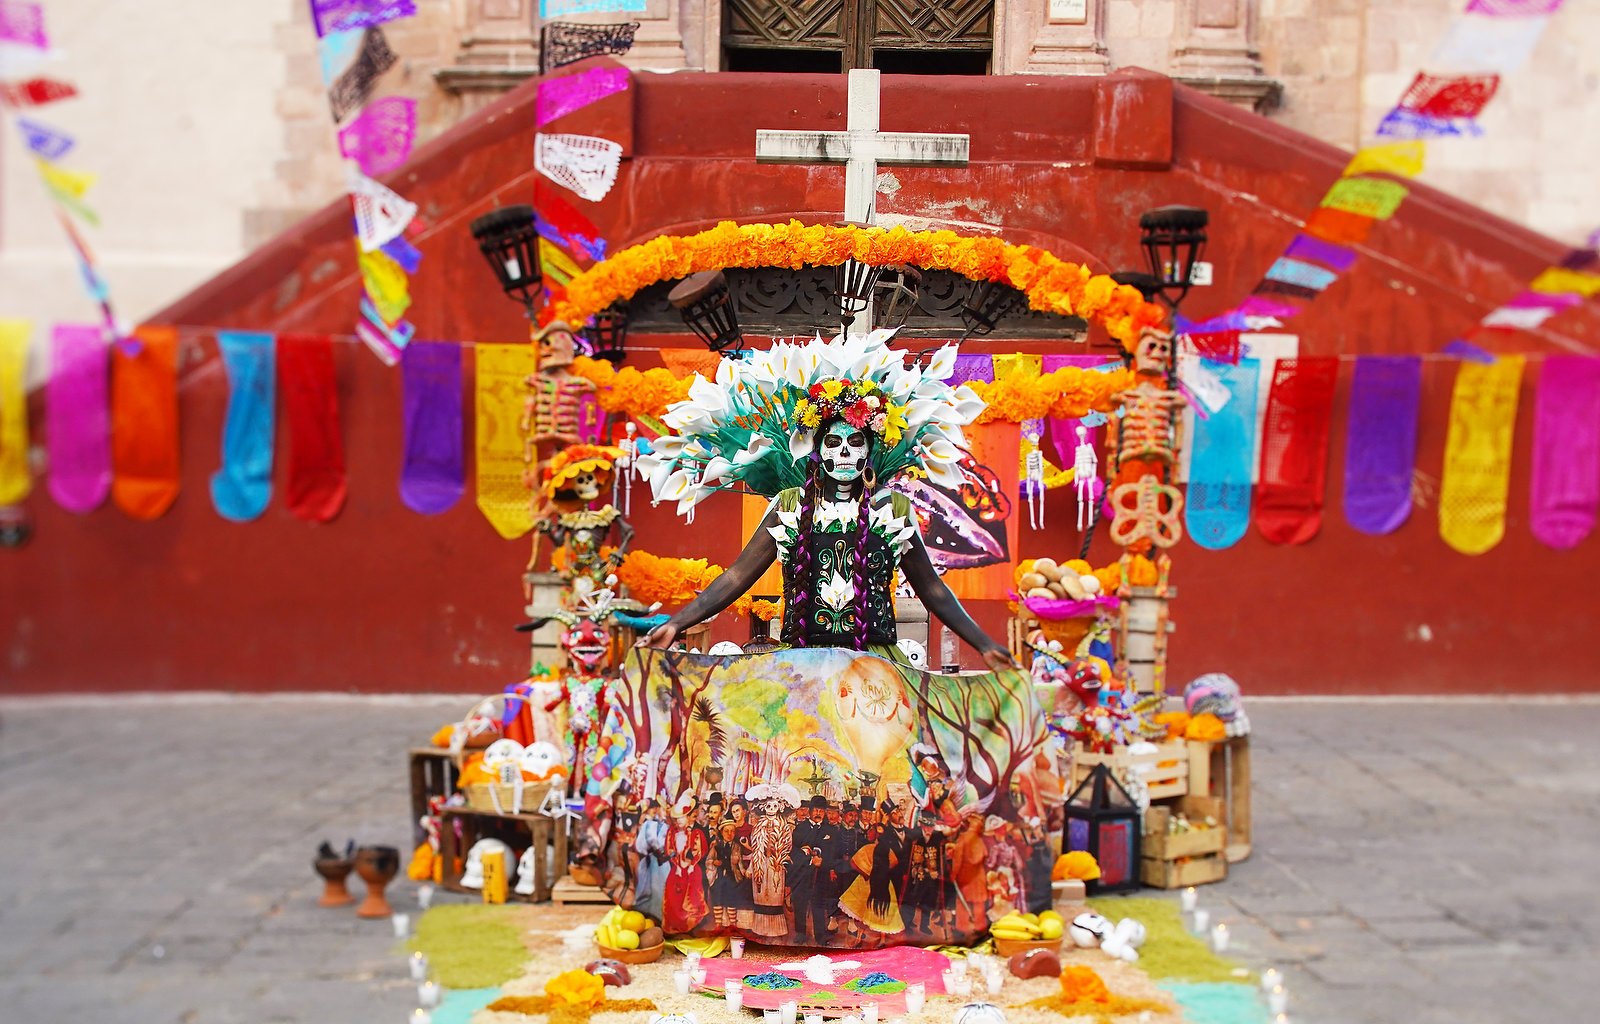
[523,321,596,452]
[1110,326,1185,550]
[528,444,634,605]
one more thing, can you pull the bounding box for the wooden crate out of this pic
[1144,796,1227,860]
[409,747,457,846]
[1119,585,1176,694]
[1140,853,1227,889]
[1071,739,1189,800]
[551,875,615,905]
[1186,736,1253,863]
[437,806,567,903]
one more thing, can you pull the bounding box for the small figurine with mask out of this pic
[634,331,1014,670]
[531,444,634,605]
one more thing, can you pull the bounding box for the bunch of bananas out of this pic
[991,909,1065,942]
[594,907,661,951]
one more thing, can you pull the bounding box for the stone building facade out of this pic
[2,0,1596,333]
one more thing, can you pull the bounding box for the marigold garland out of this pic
[615,550,781,620]
[550,221,1166,352]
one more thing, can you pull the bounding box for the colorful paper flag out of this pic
[1263,257,1339,293]
[17,116,73,159]
[1397,72,1500,119]
[1438,356,1524,555]
[0,0,46,48]
[1529,267,1600,298]
[1302,207,1376,245]
[1374,107,1484,140]
[1,76,76,107]
[1342,141,1426,179]
[1321,177,1409,220]
[46,324,112,514]
[337,96,417,176]
[0,319,32,505]
[1430,14,1547,73]
[348,167,417,251]
[310,0,417,39]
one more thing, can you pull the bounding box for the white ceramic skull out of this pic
[1069,910,1111,948]
[1100,917,1147,962]
[707,641,743,656]
[482,738,525,771]
[953,1002,1008,1024]
[461,838,513,889]
[519,741,563,780]
[648,1015,699,1024]
[572,469,600,501]
[513,845,539,896]
[896,638,927,669]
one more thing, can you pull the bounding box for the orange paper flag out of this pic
[111,325,181,519]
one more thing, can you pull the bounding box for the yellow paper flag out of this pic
[0,319,33,504]
[1321,177,1409,221]
[1529,267,1600,299]
[538,238,582,286]
[1343,142,1426,179]
[358,245,412,324]
[36,159,95,198]
[1439,356,1525,555]
[475,342,538,539]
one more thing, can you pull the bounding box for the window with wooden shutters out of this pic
[722,0,994,75]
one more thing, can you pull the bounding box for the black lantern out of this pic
[959,279,1022,337]
[1063,764,1142,894]
[668,270,744,354]
[833,258,883,321]
[1138,205,1208,310]
[580,303,630,365]
[469,205,543,317]
[1111,270,1163,303]
[873,263,922,330]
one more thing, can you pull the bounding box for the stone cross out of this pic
[756,68,970,332]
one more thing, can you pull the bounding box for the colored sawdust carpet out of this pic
[411,904,539,988]
[1159,982,1273,1024]
[434,988,506,1024]
[1087,897,1253,985]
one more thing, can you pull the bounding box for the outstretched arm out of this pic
[899,532,1016,671]
[639,507,781,649]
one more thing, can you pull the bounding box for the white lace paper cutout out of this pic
[346,166,417,251]
[535,132,622,202]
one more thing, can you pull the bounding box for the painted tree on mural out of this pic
[901,667,1047,820]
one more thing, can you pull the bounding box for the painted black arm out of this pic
[639,506,781,648]
[900,530,1016,668]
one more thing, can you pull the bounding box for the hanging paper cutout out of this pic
[475,342,539,539]
[0,319,32,504]
[1263,257,1339,293]
[538,237,583,285]
[535,133,623,202]
[45,324,111,514]
[1397,72,1500,119]
[1342,356,1422,536]
[943,352,994,386]
[358,245,412,324]
[535,199,607,261]
[1529,356,1600,550]
[210,332,277,523]
[310,0,417,38]
[337,96,417,176]
[536,65,630,127]
[355,318,405,367]
[0,1,46,48]
[1430,15,1546,73]
[0,76,73,106]
[1439,356,1524,555]
[278,335,348,523]
[1185,357,1260,551]
[1320,177,1409,220]
[328,27,396,122]
[0,39,56,79]
[1236,295,1302,320]
[1343,141,1426,179]
[1374,108,1484,141]
[539,21,640,73]
[1482,298,1577,331]
[317,27,363,83]
[1465,0,1563,13]
[380,233,423,273]
[18,116,72,159]
[1254,358,1338,545]
[1041,354,1106,477]
[110,325,181,520]
[400,341,465,515]
[348,168,417,251]
[540,0,645,16]
[1302,207,1375,246]
[1529,267,1600,298]
[1283,234,1357,273]
[1186,330,1241,364]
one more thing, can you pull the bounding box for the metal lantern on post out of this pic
[873,263,922,330]
[668,270,744,355]
[469,205,544,318]
[830,221,882,325]
[580,304,630,365]
[1137,205,1208,310]
[959,279,1022,337]
[1063,764,1142,894]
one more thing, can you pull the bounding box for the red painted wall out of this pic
[3,67,1595,695]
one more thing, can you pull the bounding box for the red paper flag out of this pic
[1255,358,1339,545]
[278,334,347,523]
[0,77,77,107]
[1398,72,1499,120]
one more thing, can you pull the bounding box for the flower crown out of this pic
[794,378,907,444]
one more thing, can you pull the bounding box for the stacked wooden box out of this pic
[1140,794,1228,888]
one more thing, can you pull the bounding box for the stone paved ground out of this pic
[1,695,1596,1024]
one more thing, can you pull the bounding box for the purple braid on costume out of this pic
[786,448,822,647]
[852,473,873,651]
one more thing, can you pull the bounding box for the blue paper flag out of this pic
[209,332,276,522]
[18,117,74,160]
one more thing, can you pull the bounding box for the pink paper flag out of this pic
[46,323,111,513]
[0,0,46,48]
[1465,0,1563,14]
[1530,356,1600,549]
[536,66,630,127]
[337,96,417,176]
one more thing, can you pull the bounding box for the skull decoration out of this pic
[536,321,579,370]
[707,640,744,656]
[953,1003,1009,1024]
[820,421,870,484]
[514,844,540,896]
[1133,326,1174,376]
[561,617,612,674]
[519,741,564,780]
[896,637,927,669]
[461,838,514,889]
[570,468,600,502]
[482,738,526,773]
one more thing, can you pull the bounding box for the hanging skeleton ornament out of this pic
[1021,420,1047,530]
[1110,327,1185,550]
[614,422,638,515]
[1073,424,1099,531]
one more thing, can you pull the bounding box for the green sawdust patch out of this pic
[409,904,533,989]
[1086,897,1252,985]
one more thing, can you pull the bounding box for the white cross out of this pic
[756,69,970,333]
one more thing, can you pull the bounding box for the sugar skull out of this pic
[461,838,513,889]
[519,741,564,780]
[561,617,611,674]
[482,738,526,774]
[1133,326,1174,376]
[536,320,579,370]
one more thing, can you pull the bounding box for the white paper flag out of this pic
[1179,354,1232,413]
[535,132,622,202]
[346,166,417,252]
[1481,305,1558,330]
[1430,15,1547,73]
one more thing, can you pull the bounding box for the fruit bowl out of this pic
[596,940,665,964]
[992,935,1063,958]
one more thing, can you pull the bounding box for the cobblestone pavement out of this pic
[1,696,1595,1023]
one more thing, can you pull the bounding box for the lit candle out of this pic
[1260,968,1283,992]
[863,1001,879,1024]
[417,981,441,1009]
[408,953,428,981]
[1267,985,1288,1014]
[1273,1014,1290,1024]
[685,951,702,972]
[1180,886,1198,912]
[985,971,1003,996]
[691,967,707,986]
[731,937,746,959]
[950,975,972,997]
[392,913,412,938]
[779,1000,799,1024]
[417,884,435,910]
[410,1011,431,1024]
[1191,908,1210,933]
[725,981,743,1011]
[1211,923,1230,952]
[764,1011,779,1024]
[906,981,927,1014]
[673,970,692,995]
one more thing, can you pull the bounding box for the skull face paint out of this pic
[820,421,869,484]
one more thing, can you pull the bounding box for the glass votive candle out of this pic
[779,1000,798,1024]
[691,967,707,986]
[804,1015,823,1024]
[1192,908,1211,933]
[1211,923,1230,952]
[905,982,927,1014]
[1267,985,1288,1014]
[410,1011,431,1024]
[1180,886,1198,912]
[1260,968,1283,992]
[950,975,972,997]
[685,951,702,971]
[985,971,1003,995]
[764,1011,779,1024]
[673,970,692,995]
[417,980,441,1009]
[726,981,744,1010]
[731,937,746,959]
[862,1001,879,1024]
[408,953,428,981]
[417,884,435,909]
[392,913,412,938]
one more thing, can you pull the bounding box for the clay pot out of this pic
[314,855,356,908]
[353,845,401,919]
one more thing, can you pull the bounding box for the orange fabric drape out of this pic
[110,325,181,520]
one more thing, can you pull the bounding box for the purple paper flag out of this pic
[1529,356,1600,549]
[337,96,417,176]
[1443,339,1497,363]
[1184,310,1251,335]
[380,233,423,273]
[1284,234,1358,273]
[310,0,416,38]
[46,324,111,514]
[1465,0,1563,14]
[18,117,74,160]
[536,66,631,127]
[1341,356,1421,535]
[0,0,46,48]
[1237,295,1301,320]
[1375,107,1484,140]
[400,341,465,515]
[944,353,994,386]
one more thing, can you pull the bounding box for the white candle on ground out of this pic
[731,937,746,959]
[409,953,428,981]
[417,884,434,909]
[985,971,1003,995]
[1268,985,1288,1014]
[1260,968,1283,992]
[1180,886,1198,911]
[673,971,692,995]
[392,913,412,938]
[780,1000,799,1024]
[691,967,707,985]
[417,981,441,1009]
[863,1000,879,1024]
[1273,1014,1290,1024]
[1211,923,1230,952]
[906,982,926,1014]
[410,1011,431,1024]
[1192,908,1210,933]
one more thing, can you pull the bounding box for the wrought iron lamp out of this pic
[959,279,1022,337]
[1063,763,1142,894]
[580,304,630,365]
[469,205,544,317]
[668,270,744,355]
[830,221,883,324]
[1137,205,1208,310]
[873,263,922,331]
